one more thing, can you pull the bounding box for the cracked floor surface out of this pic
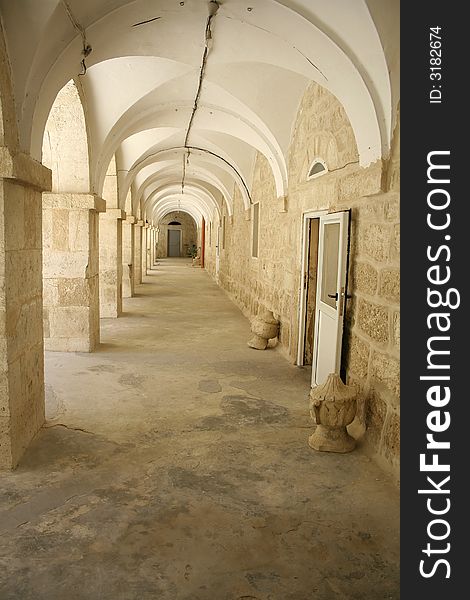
[0,259,399,599]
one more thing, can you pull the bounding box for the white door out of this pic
[215,226,221,280]
[311,211,350,387]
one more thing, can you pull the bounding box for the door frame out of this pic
[167,225,182,257]
[296,209,328,366]
[311,210,351,387]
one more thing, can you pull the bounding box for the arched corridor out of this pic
[0,1,400,596]
[1,259,399,598]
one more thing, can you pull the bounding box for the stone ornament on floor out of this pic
[247,308,280,350]
[308,373,357,453]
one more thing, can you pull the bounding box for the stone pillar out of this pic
[142,223,150,279]
[42,193,105,352]
[0,146,51,469]
[153,229,159,265]
[150,228,155,267]
[122,215,135,298]
[99,208,126,318]
[133,220,143,286]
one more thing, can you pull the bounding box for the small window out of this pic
[252,202,259,258]
[307,159,327,180]
[168,220,181,225]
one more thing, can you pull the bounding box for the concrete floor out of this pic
[0,259,399,599]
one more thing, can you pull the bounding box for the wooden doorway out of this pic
[168,229,181,257]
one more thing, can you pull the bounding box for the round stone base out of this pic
[308,425,356,453]
[247,334,268,350]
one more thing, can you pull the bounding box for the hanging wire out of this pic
[181,1,219,192]
[61,0,92,75]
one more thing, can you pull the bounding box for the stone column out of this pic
[153,228,159,265]
[0,147,51,469]
[42,193,105,352]
[99,208,126,318]
[142,223,150,279]
[150,228,155,267]
[122,215,135,298]
[133,220,143,286]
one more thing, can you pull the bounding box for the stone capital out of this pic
[42,193,106,212]
[101,208,126,220]
[135,220,144,227]
[0,146,52,191]
[125,215,136,224]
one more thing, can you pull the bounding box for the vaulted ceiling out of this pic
[0,0,398,225]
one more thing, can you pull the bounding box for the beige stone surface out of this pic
[382,409,400,466]
[309,373,357,453]
[157,211,197,258]
[247,308,279,350]
[351,261,378,296]
[42,193,103,353]
[392,311,400,350]
[122,216,135,298]
[204,82,400,475]
[142,224,149,279]
[357,299,389,344]
[379,268,400,303]
[357,223,391,263]
[370,350,400,403]
[345,333,370,381]
[133,222,143,286]
[0,146,51,191]
[102,156,119,209]
[391,223,400,261]
[99,209,125,318]
[0,259,399,597]
[365,390,388,452]
[0,149,50,469]
[41,80,90,194]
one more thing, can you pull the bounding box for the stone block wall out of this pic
[203,219,218,279]
[205,82,400,476]
[157,211,197,258]
[343,189,400,472]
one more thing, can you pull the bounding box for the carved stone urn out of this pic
[308,373,357,453]
[247,308,279,350]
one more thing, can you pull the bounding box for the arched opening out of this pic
[41,79,101,353]
[157,211,198,259]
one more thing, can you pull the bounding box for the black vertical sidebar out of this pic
[401,3,467,597]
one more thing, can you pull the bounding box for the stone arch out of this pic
[0,24,19,150]
[157,210,198,259]
[289,82,359,189]
[41,79,90,193]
